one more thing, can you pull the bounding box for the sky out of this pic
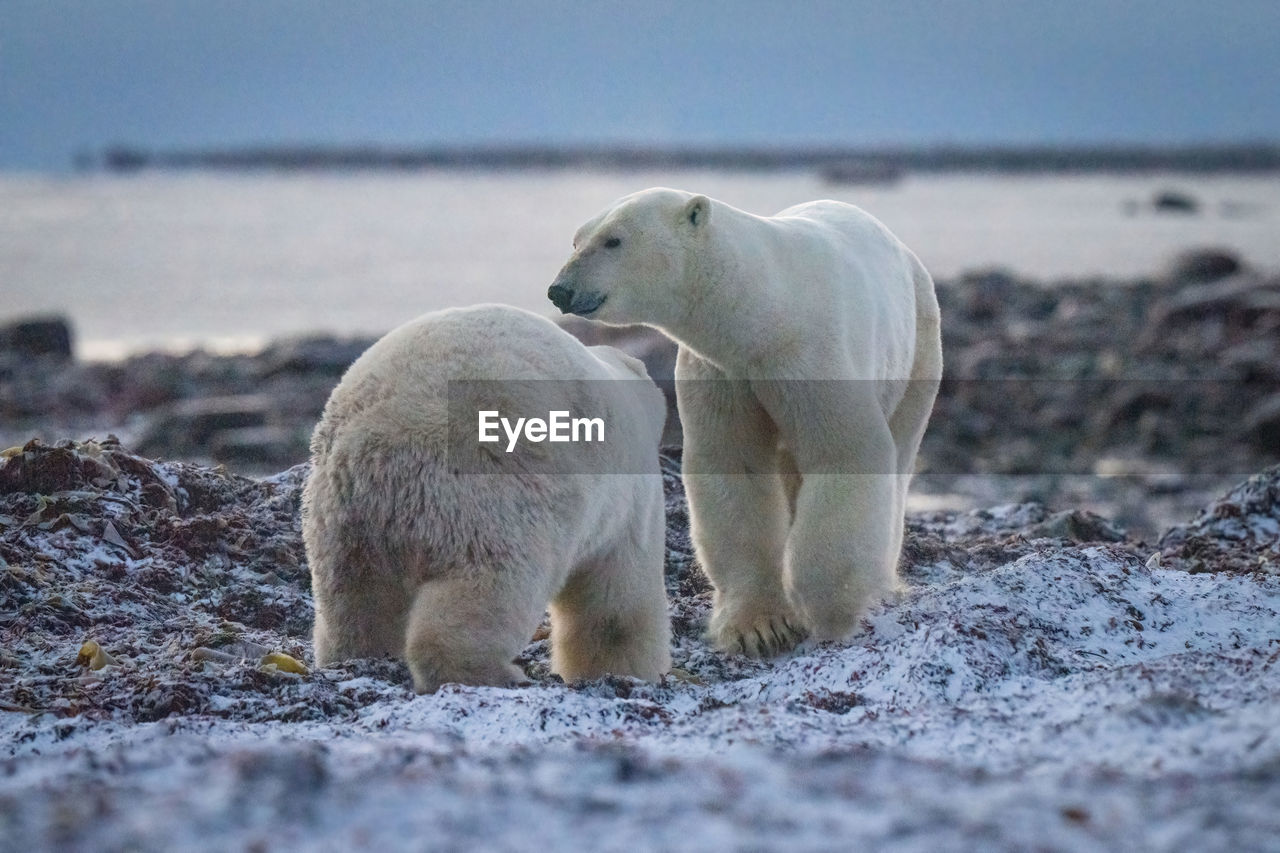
[2,0,1279,171]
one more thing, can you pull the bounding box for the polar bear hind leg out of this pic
[755,379,900,641]
[310,540,410,666]
[886,260,943,579]
[548,529,671,682]
[403,556,552,694]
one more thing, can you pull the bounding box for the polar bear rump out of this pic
[302,304,671,693]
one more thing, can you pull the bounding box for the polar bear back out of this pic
[760,200,922,383]
[320,304,636,438]
[315,305,659,453]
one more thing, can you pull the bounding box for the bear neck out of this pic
[662,205,791,373]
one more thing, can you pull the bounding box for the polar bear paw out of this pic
[707,604,808,659]
[408,658,526,696]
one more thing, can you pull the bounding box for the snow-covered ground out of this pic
[2,441,1278,850]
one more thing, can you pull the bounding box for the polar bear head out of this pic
[548,187,710,326]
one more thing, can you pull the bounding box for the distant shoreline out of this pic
[94,143,1280,175]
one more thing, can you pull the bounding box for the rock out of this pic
[1025,509,1127,543]
[1167,248,1242,284]
[944,270,1020,323]
[1102,386,1177,429]
[0,438,127,497]
[1153,190,1199,213]
[105,353,189,410]
[1243,395,1280,452]
[1220,339,1280,382]
[137,394,274,457]
[257,335,375,378]
[191,647,239,664]
[0,315,74,360]
[209,426,302,468]
[1141,276,1280,350]
[1158,464,1280,573]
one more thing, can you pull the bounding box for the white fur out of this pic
[302,304,671,693]
[550,188,942,655]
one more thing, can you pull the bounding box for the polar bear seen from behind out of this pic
[303,304,671,693]
[548,188,942,657]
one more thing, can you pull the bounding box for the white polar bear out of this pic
[548,188,941,656]
[302,304,671,693]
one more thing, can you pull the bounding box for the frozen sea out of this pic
[1,169,1277,359]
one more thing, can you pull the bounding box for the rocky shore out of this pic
[2,252,1279,847]
[4,249,1277,537]
[1,436,1277,848]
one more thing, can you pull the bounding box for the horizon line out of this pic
[91,141,1280,175]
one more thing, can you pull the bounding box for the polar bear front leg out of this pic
[677,349,806,657]
[754,379,900,641]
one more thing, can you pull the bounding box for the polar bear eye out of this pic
[603,237,622,249]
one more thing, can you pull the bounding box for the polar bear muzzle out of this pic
[547,282,607,317]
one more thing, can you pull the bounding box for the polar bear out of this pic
[548,188,941,657]
[302,304,671,693]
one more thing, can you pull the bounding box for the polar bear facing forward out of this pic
[549,189,942,657]
[303,305,670,693]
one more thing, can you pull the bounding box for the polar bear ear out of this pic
[682,195,710,230]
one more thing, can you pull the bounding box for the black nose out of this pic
[548,283,575,313]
